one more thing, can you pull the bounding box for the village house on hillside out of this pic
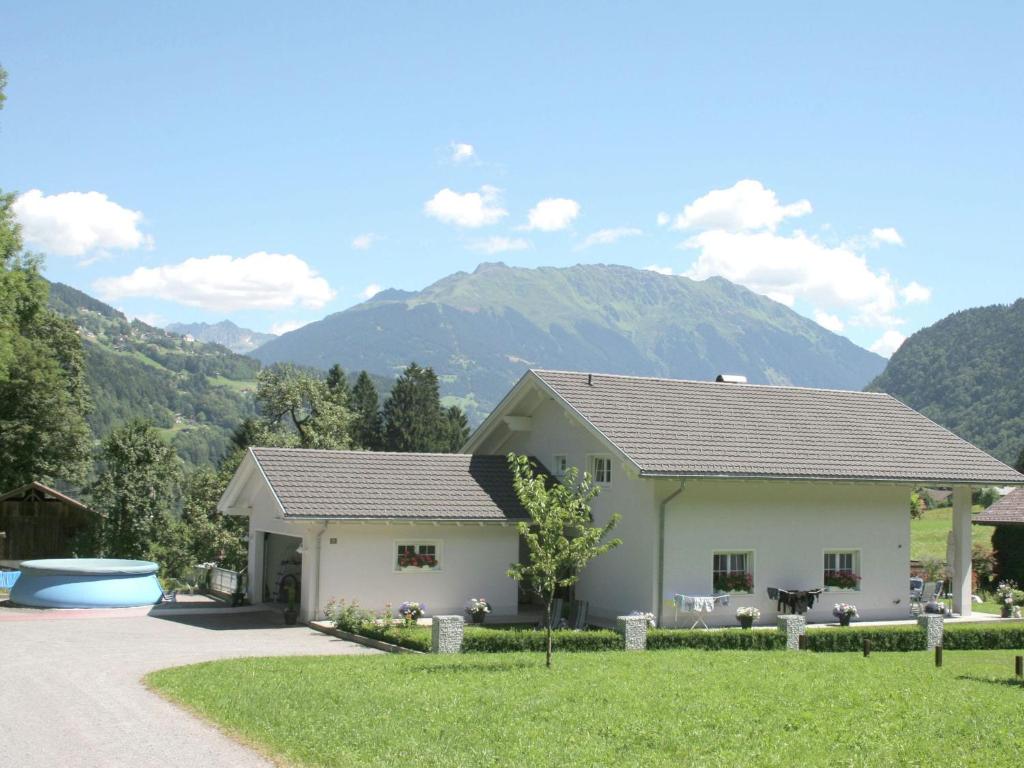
[220,370,1024,626]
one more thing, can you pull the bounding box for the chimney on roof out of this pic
[715,374,747,384]
[587,373,593,386]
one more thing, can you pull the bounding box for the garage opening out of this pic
[263,532,302,605]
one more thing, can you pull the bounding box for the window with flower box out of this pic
[712,551,753,593]
[823,550,860,591]
[395,542,440,571]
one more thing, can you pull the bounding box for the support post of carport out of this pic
[951,485,973,617]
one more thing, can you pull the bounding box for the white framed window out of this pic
[589,455,612,485]
[553,454,568,478]
[823,550,860,591]
[712,551,753,593]
[395,541,441,572]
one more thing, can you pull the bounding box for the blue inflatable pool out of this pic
[9,558,162,608]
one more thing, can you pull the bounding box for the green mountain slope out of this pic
[48,282,260,465]
[868,299,1024,465]
[253,262,886,422]
[166,320,276,354]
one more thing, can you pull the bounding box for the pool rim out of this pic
[16,558,160,576]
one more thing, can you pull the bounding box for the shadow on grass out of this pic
[955,674,1024,689]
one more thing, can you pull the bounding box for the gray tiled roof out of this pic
[973,489,1024,526]
[532,370,1024,484]
[250,448,531,520]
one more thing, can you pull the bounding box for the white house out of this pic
[220,369,1024,625]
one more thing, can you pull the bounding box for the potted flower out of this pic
[995,580,1020,619]
[283,584,298,626]
[713,573,753,594]
[398,601,425,625]
[466,597,491,624]
[832,602,858,627]
[736,606,760,629]
[628,611,657,628]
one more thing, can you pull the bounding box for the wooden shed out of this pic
[0,482,98,567]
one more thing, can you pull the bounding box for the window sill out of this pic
[396,566,441,573]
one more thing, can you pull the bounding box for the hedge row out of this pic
[462,627,621,653]
[804,625,926,652]
[647,628,786,650]
[355,624,432,653]
[942,622,1024,650]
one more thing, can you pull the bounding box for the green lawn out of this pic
[910,506,993,561]
[148,650,1024,767]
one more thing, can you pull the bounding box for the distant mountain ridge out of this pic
[253,262,887,423]
[167,320,275,354]
[868,299,1024,465]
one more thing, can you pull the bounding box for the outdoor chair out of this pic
[909,577,924,607]
[537,598,565,630]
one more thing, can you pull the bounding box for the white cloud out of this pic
[468,236,530,254]
[813,310,845,333]
[352,233,379,250]
[270,320,307,335]
[424,185,507,228]
[656,212,671,227]
[362,283,383,299]
[870,227,904,246]
[524,197,580,231]
[870,329,907,358]
[901,281,931,304]
[682,229,901,325]
[672,179,812,233]
[13,189,152,259]
[577,227,642,250]
[645,265,675,276]
[93,252,335,311]
[450,142,475,162]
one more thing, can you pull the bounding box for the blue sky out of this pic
[2,3,1021,355]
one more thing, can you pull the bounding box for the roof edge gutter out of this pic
[637,471,1024,486]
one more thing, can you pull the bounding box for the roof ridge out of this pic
[530,368,891,397]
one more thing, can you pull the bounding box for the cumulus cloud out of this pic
[424,185,507,228]
[656,212,671,227]
[13,189,152,259]
[672,179,812,233]
[524,197,580,231]
[93,252,335,311]
[645,265,675,276]
[468,236,530,254]
[450,142,475,162]
[352,233,379,250]
[813,310,845,333]
[682,229,901,325]
[362,283,383,299]
[577,227,642,250]
[270,320,307,335]
[900,281,931,304]
[870,227,904,246]
[870,329,907,358]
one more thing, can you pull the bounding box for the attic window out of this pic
[590,455,612,485]
[553,454,568,478]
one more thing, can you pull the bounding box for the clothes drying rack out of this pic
[673,593,731,629]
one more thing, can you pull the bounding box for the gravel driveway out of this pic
[1,606,377,767]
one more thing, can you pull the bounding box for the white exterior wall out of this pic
[662,480,912,626]
[501,397,661,621]
[318,522,520,616]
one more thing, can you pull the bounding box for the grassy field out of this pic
[910,506,993,561]
[148,649,1024,767]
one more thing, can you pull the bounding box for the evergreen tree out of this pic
[255,364,351,449]
[382,362,444,452]
[326,363,351,405]
[350,370,384,450]
[443,404,470,452]
[91,420,182,559]
[1015,448,1024,474]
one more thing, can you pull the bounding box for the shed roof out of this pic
[0,481,94,514]
[248,448,533,521]
[527,370,1024,484]
[973,488,1024,526]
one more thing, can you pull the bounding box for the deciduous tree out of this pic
[255,364,351,449]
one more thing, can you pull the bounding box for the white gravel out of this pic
[1,608,377,767]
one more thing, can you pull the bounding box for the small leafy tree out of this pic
[255,364,351,449]
[506,453,621,668]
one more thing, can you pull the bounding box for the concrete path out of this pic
[1,607,378,767]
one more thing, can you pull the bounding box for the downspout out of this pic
[656,481,685,627]
[311,522,328,622]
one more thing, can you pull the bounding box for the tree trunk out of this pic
[545,596,553,668]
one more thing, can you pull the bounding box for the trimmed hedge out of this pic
[647,628,786,650]
[942,622,1024,650]
[356,624,432,652]
[462,627,621,653]
[804,625,926,652]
